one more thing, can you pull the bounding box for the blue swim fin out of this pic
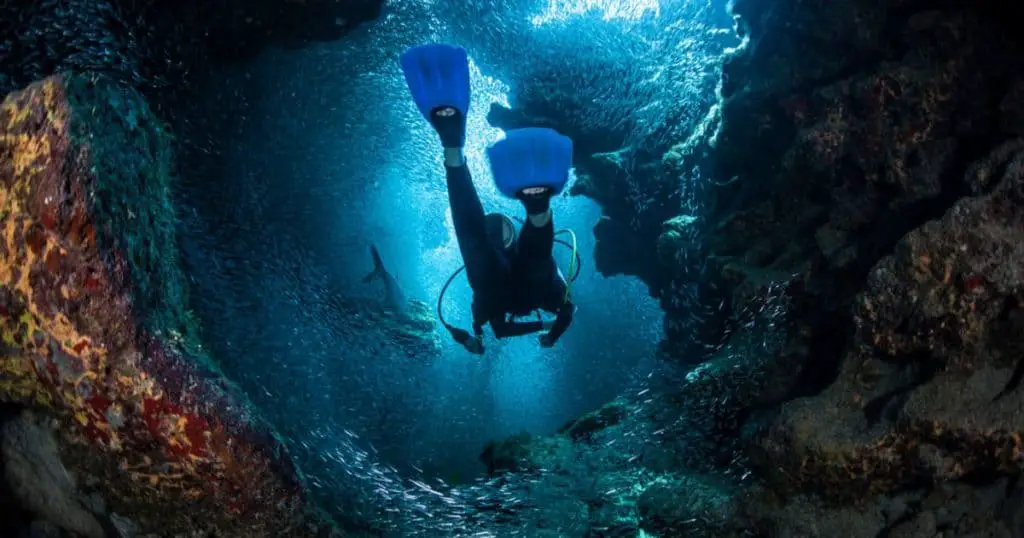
[400,44,471,121]
[486,127,574,199]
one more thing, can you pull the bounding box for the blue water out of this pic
[176,0,732,533]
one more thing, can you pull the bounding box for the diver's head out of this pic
[485,213,516,252]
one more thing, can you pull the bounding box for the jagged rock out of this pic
[480,431,575,475]
[716,6,1017,273]
[589,216,661,286]
[558,398,629,442]
[0,75,337,535]
[737,487,899,538]
[737,480,1020,537]
[907,482,1015,537]
[655,215,699,273]
[532,495,590,538]
[999,478,1024,536]
[648,280,800,473]
[857,146,1024,369]
[570,148,677,228]
[746,145,1024,505]
[1,409,104,538]
[661,104,721,183]
[80,491,105,516]
[570,156,679,297]
[482,399,636,475]
[637,474,736,537]
[703,5,1022,355]
[715,0,895,184]
[28,520,62,538]
[109,512,139,537]
[588,500,639,538]
[641,5,1024,535]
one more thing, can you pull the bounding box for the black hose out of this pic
[436,240,582,330]
[437,265,466,329]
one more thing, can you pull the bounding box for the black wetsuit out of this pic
[445,162,574,344]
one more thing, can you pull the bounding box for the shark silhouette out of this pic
[361,245,407,314]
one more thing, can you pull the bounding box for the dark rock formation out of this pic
[480,430,573,476]
[558,398,629,442]
[0,74,339,536]
[669,1,1023,535]
[0,0,384,104]
[637,474,736,537]
[2,408,107,538]
[481,1,1024,536]
[749,146,1024,505]
[700,2,1024,526]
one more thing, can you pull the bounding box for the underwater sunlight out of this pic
[531,0,662,26]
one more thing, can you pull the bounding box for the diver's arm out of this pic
[541,300,574,346]
[490,315,544,338]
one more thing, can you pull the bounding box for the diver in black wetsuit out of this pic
[431,110,575,355]
[400,43,576,355]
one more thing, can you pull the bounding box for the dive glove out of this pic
[516,186,553,215]
[448,325,484,355]
[429,106,467,149]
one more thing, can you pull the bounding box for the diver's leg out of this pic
[516,211,555,262]
[515,189,555,262]
[445,148,504,291]
[428,104,505,291]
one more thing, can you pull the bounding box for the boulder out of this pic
[748,144,1024,506]
[0,74,336,535]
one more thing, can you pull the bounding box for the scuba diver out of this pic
[399,43,579,355]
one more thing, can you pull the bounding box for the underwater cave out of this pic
[2,0,1024,536]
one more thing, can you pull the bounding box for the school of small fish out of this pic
[0,0,792,535]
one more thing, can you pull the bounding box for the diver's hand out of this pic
[516,186,553,215]
[449,325,484,355]
[429,106,466,149]
[463,335,485,355]
[539,333,555,348]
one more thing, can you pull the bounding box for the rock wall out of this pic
[667,0,1024,534]
[482,1,1024,536]
[0,74,341,536]
[0,0,384,105]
